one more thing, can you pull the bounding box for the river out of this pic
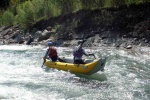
[0,45,149,100]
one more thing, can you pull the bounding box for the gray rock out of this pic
[126,45,132,49]
[37,30,52,41]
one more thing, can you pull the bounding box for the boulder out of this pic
[37,30,52,41]
[126,45,132,49]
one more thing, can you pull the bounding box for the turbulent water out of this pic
[0,45,149,100]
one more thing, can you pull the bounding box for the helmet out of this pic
[78,40,83,44]
[48,42,53,46]
[78,39,86,44]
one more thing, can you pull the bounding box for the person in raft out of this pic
[73,40,94,64]
[43,42,63,62]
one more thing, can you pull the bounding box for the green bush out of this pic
[15,1,35,29]
[2,11,15,26]
[31,0,45,19]
[0,0,149,28]
[47,1,61,17]
[15,7,26,28]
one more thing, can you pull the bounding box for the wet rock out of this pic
[0,28,12,36]
[10,30,24,44]
[101,31,111,39]
[126,45,132,49]
[0,26,5,32]
[0,39,5,45]
[26,35,34,45]
[37,30,52,41]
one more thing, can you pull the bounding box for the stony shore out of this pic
[0,3,149,49]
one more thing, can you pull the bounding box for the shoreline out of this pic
[0,3,150,48]
[0,43,150,49]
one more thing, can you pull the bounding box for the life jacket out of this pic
[73,46,84,59]
[48,47,57,58]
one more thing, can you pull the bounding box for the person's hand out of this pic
[43,57,46,60]
[89,53,96,59]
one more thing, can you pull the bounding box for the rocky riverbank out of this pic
[0,2,150,49]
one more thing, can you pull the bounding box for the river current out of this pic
[0,45,149,100]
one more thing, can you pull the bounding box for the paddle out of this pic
[41,58,46,68]
[81,39,97,59]
[92,54,96,59]
[89,53,96,59]
[41,49,49,68]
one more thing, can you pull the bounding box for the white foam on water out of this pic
[0,46,149,100]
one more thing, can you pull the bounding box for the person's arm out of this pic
[42,49,49,67]
[88,53,96,59]
[43,49,49,59]
[83,49,95,56]
[83,49,89,56]
[77,39,86,50]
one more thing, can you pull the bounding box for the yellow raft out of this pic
[44,57,106,75]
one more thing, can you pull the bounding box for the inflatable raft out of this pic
[44,57,106,75]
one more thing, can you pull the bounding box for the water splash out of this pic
[0,45,149,100]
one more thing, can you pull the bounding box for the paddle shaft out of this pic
[89,53,96,59]
[41,58,46,68]
[41,49,49,68]
[93,54,96,59]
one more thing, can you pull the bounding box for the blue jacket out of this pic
[73,45,88,60]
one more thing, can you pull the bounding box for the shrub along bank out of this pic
[31,2,150,47]
[0,1,150,48]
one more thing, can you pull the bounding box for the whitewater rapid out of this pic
[0,45,149,100]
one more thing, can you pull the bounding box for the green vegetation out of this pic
[2,11,15,26]
[0,0,149,29]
